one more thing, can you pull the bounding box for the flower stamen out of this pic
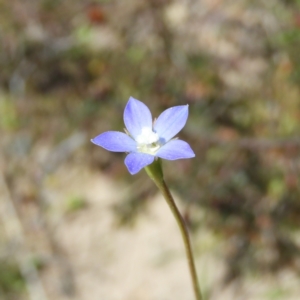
[136,127,160,155]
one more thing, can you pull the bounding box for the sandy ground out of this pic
[42,165,299,300]
[47,165,221,300]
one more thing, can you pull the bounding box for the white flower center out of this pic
[136,127,158,144]
[136,127,160,155]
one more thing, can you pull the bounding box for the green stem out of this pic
[145,160,203,300]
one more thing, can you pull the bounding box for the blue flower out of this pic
[91,97,195,175]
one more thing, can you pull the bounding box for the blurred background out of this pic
[1,0,300,299]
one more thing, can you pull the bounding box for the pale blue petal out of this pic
[156,139,195,160]
[123,97,153,139]
[91,131,137,152]
[124,152,154,175]
[154,105,189,142]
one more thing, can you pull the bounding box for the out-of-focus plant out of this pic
[0,259,26,299]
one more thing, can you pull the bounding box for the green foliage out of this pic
[0,260,25,297]
[0,95,19,130]
[264,287,289,299]
[65,196,87,213]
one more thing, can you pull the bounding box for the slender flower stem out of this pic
[145,160,203,300]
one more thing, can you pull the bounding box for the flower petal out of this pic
[124,152,154,175]
[156,139,195,160]
[123,97,153,139]
[154,105,189,142]
[91,131,137,152]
